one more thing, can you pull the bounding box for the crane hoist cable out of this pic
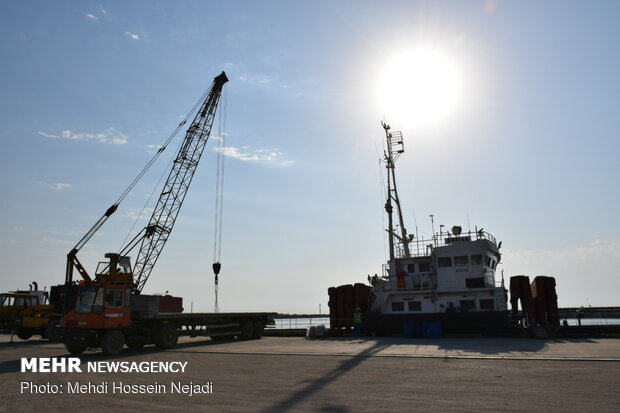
[212,88,227,313]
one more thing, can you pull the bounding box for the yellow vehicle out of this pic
[0,285,60,340]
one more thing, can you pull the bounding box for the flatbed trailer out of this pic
[58,309,276,355]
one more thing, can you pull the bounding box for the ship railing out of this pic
[374,279,392,292]
[395,229,497,258]
[372,264,391,292]
[374,267,436,292]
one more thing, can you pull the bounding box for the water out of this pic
[267,316,620,331]
[269,317,331,330]
[562,318,620,326]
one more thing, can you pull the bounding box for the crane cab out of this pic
[60,253,134,330]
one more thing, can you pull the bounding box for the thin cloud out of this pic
[85,13,99,20]
[40,237,75,247]
[125,31,140,40]
[49,228,85,237]
[38,128,128,145]
[125,207,154,221]
[215,145,291,166]
[238,73,275,86]
[146,144,163,154]
[216,146,280,161]
[49,183,72,190]
[210,132,228,143]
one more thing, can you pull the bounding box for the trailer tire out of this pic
[252,320,264,339]
[16,328,33,340]
[65,343,87,355]
[154,323,178,349]
[239,320,254,340]
[101,330,125,355]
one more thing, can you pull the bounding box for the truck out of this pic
[60,253,273,355]
[0,283,61,340]
[56,72,275,355]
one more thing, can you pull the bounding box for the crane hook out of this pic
[213,262,220,286]
[212,261,221,280]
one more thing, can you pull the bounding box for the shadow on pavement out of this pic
[436,336,597,355]
[260,340,391,413]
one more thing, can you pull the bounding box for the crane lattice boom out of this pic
[131,72,228,292]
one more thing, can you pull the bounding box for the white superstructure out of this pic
[369,227,508,315]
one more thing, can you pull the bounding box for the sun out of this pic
[377,49,461,128]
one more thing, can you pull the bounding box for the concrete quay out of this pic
[1,334,618,412]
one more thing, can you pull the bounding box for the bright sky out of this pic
[1,1,619,313]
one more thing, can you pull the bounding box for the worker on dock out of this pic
[353,305,362,338]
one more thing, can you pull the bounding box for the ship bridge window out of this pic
[480,299,494,311]
[413,274,432,290]
[491,259,497,270]
[418,262,431,273]
[413,275,422,290]
[408,301,422,311]
[485,256,491,267]
[471,255,483,265]
[466,278,486,288]
[407,264,416,273]
[391,302,405,312]
[459,300,476,312]
[454,256,469,266]
[438,257,452,267]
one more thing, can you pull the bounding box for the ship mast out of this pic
[382,121,411,260]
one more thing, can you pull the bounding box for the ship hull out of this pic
[364,310,516,337]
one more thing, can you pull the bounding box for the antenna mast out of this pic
[382,121,411,260]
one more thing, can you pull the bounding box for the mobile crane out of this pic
[56,72,273,355]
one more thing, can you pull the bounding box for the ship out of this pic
[329,123,515,337]
[365,222,511,336]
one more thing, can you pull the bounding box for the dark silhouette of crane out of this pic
[64,71,229,295]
